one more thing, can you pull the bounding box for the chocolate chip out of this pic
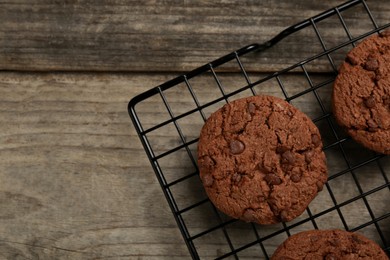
[346,53,359,65]
[316,180,324,191]
[364,95,376,108]
[291,173,302,183]
[365,58,379,71]
[248,102,256,115]
[351,235,365,244]
[230,140,245,154]
[324,253,338,260]
[269,202,278,212]
[383,95,390,109]
[258,163,271,173]
[202,173,214,187]
[311,134,321,147]
[200,156,215,174]
[329,238,340,247]
[380,29,390,37]
[276,145,289,154]
[367,119,381,132]
[232,173,242,183]
[305,150,314,163]
[264,174,282,185]
[286,110,293,117]
[281,150,295,164]
[367,119,378,131]
[279,210,289,222]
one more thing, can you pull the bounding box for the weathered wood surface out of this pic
[1,0,389,72]
[0,72,389,259]
[0,72,185,259]
[0,0,389,259]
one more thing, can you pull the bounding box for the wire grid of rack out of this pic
[129,0,390,259]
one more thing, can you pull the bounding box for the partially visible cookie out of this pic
[197,95,327,225]
[332,29,390,154]
[271,229,389,259]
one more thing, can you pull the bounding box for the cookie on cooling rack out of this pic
[332,29,390,154]
[197,95,327,225]
[271,229,389,259]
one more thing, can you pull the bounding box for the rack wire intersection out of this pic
[129,0,390,259]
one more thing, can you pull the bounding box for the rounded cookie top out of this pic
[197,95,327,225]
[271,229,389,259]
[332,29,390,154]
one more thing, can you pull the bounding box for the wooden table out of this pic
[0,1,389,259]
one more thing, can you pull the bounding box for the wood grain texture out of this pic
[1,1,389,259]
[0,72,188,259]
[0,72,388,259]
[1,0,389,72]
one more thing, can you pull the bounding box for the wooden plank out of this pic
[0,72,388,259]
[1,0,389,72]
[0,72,189,259]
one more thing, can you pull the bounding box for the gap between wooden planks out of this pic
[0,72,389,259]
[1,0,389,72]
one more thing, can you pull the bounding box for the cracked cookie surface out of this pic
[332,29,390,154]
[197,95,327,225]
[271,229,389,259]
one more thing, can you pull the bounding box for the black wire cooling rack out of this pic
[128,0,390,259]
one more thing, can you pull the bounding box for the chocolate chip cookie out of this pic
[271,229,389,259]
[332,29,390,154]
[197,95,327,225]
